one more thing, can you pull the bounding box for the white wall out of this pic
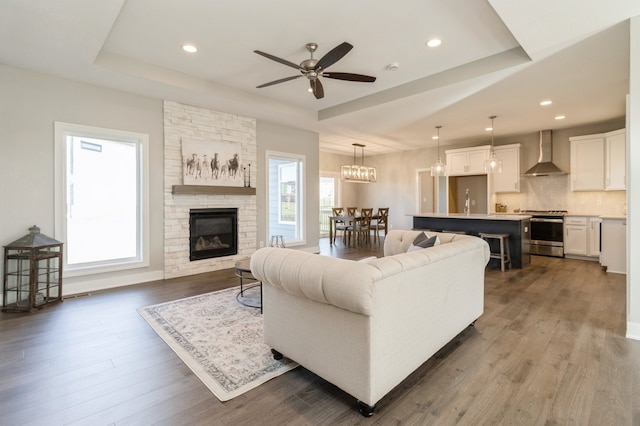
[0,64,321,296]
[0,64,165,294]
[627,15,640,340]
[256,121,320,252]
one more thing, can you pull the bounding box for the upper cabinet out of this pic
[445,146,490,176]
[570,133,606,191]
[569,129,625,191]
[605,129,625,190]
[492,144,521,193]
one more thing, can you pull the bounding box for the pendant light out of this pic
[484,115,503,173]
[430,125,446,177]
[341,143,377,183]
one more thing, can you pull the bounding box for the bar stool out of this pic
[479,233,511,272]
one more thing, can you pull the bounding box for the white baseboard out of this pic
[626,321,640,341]
[63,270,165,297]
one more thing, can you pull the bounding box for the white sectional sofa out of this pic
[250,229,490,416]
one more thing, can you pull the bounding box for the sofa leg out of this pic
[271,348,284,360]
[470,319,477,327]
[357,400,375,417]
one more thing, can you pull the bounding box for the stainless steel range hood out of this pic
[522,130,567,176]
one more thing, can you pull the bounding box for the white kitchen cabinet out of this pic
[601,217,626,273]
[446,146,490,176]
[570,129,625,192]
[492,144,521,193]
[570,134,605,191]
[588,217,602,257]
[564,216,601,258]
[564,216,588,256]
[605,129,626,190]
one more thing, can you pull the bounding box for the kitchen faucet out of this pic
[464,188,470,215]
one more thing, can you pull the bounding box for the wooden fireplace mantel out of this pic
[172,185,256,196]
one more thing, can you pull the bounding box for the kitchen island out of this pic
[412,213,531,268]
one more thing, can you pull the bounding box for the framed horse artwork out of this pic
[181,138,244,187]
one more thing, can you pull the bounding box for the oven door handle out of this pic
[530,218,564,223]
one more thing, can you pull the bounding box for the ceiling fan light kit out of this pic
[341,143,377,183]
[254,42,376,99]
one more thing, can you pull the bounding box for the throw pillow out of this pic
[407,235,440,252]
[411,231,429,246]
[418,235,439,248]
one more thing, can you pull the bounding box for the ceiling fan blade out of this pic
[315,42,353,71]
[254,50,301,70]
[323,72,376,83]
[256,75,303,88]
[311,79,324,99]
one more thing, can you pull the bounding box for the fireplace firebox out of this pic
[189,208,238,261]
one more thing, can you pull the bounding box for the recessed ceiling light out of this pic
[540,100,552,106]
[555,115,566,120]
[182,44,198,53]
[387,63,400,71]
[432,135,439,140]
[485,127,493,131]
[426,39,442,48]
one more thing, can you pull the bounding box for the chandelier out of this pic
[341,143,377,183]
[430,125,446,177]
[484,115,503,173]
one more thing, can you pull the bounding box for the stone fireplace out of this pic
[163,101,257,279]
[189,208,238,261]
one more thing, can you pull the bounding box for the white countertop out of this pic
[600,214,627,220]
[412,213,531,221]
[564,212,627,219]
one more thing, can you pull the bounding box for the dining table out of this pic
[329,214,379,247]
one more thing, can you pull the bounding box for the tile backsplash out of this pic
[496,174,626,215]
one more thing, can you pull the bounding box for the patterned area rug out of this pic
[138,286,297,401]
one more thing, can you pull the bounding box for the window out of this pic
[319,172,340,236]
[54,122,149,276]
[267,151,304,246]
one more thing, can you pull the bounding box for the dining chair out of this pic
[351,208,373,246]
[332,207,347,244]
[344,207,359,246]
[373,207,389,244]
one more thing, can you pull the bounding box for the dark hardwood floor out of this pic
[1,237,639,425]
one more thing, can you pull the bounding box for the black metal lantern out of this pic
[3,225,64,312]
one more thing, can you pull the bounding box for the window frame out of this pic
[266,150,305,246]
[54,122,150,277]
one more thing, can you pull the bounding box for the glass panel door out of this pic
[320,173,340,236]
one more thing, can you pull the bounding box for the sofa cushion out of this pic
[407,235,439,252]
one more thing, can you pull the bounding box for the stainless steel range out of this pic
[522,210,567,257]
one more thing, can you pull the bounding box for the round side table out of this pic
[234,259,262,313]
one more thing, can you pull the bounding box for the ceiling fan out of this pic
[254,42,376,99]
